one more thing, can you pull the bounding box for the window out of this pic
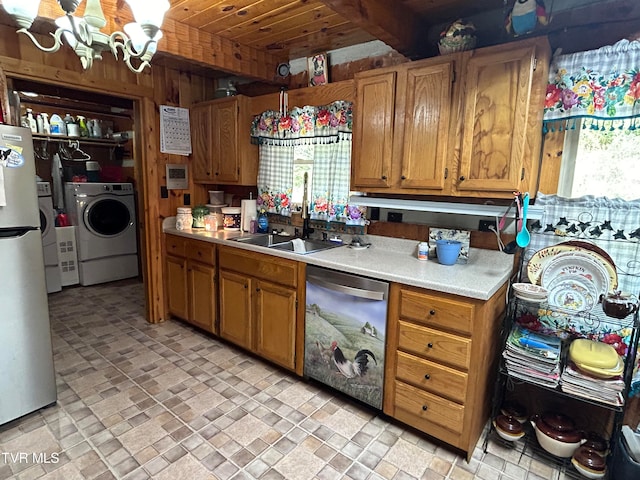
[291,144,314,207]
[558,120,640,200]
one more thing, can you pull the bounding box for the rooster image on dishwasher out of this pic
[304,282,386,410]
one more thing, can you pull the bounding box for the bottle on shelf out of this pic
[64,113,79,137]
[76,115,89,137]
[36,114,44,134]
[26,108,37,133]
[49,113,65,135]
[41,113,50,134]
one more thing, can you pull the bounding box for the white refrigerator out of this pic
[0,124,57,425]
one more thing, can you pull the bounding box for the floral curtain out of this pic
[543,39,640,133]
[252,101,365,222]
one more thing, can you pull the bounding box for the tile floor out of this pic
[1,279,572,480]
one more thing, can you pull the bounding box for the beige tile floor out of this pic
[0,279,573,479]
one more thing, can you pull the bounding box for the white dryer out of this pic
[64,182,139,286]
[37,182,62,293]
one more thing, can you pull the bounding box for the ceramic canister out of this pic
[221,207,242,231]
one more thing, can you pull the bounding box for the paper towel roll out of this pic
[241,199,257,231]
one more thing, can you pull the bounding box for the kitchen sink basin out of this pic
[269,239,343,254]
[231,234,290,247]
[232,234,342,254]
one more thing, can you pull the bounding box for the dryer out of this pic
[37,182,62,293]
[64,182,139,286]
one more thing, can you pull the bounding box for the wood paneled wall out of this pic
[0,24,217,323]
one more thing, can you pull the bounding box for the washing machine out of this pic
[37,182,62,293]
[64,182,139,286]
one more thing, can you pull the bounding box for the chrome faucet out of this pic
[301,172,314,239]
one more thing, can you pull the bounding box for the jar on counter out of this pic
[417,241,429,261]
[176,207,192,231]
[192,205,209,228]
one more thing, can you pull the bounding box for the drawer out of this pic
[166,235,187,257]
[187,239,216,265]
[393,380,465,435]
[397,320,471,370]
[395,351,468,403]
[399,288,474,335]
[219,246,297,288]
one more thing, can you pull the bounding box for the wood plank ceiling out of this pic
[3,0,640,83]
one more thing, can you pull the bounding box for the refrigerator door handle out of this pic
[0,228,35,238]
[307,274,385,301]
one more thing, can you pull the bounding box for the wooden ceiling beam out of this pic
[319,0,427,57]
[30,0,287,82]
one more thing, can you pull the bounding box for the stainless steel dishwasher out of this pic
[304,265,388,410]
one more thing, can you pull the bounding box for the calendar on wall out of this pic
[160,105,192,156]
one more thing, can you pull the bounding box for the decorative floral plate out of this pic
[540,251,610,296]
[527,244,618,289]
[547,275,598,313]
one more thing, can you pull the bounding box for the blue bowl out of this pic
[436,240,462,265]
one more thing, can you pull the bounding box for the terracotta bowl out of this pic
[500,402,528,423]
[572,446,607,479]
[531,413,584,457]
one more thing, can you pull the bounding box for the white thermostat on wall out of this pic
[166,164,188,190]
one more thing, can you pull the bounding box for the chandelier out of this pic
[1,0,170,73]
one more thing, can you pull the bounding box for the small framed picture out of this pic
[307,53,329,87]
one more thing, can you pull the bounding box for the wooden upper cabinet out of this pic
[191,103,214,182]
[398,61,455,191]
[191,95,258,186]
[351,37,550,199]
[352,71,396,189]
[456,41,543,194]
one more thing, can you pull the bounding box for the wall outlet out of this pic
[184,193,191,206]
[478,219,494,232]
[387,212,403,223]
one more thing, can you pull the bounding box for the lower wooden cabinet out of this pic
[384,282,508,460]
[165,235,217,334]
[218,245,303,372]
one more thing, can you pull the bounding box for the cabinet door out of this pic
[191,103,214,182]
[457,44,536,193]
[352,71,396,189]
[166,255,188,320]
[188,261,216,333]
[399,61,454,191]
[219,269,252,349]
[213,99,240,183]
[254,280,296,370]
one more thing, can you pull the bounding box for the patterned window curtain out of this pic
[543,39,640,133]
[256,144,294,216]
[309,136,364,224]
[251,101,364,222]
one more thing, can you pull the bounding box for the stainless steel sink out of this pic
[269,239,343,254]
[232,234,342,254]
[231,234,290,247]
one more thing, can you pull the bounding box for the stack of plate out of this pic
[527,241,617,313]
[569,339,623,378]
[512,283,548,303]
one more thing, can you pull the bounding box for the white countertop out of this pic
[163,218,514,300]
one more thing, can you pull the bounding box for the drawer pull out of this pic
[427,343,433,349]
[422,405,428,411]
[429,309,436,315]
[424,374,430,380]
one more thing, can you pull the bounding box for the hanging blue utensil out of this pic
[516,193,531,248]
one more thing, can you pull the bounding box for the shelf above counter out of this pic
[32,133,127,148]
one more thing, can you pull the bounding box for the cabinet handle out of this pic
[444,167,448,179]
[255,287,261,292]
[206,171,211,176]
[429,309,436,316]
[381,175,387,180]
[422,405,428,411]
[427,343,433,349]
[424,374,430,380]
[459,175,465,181]
[401,175,406,180]
[244,284,248,289]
